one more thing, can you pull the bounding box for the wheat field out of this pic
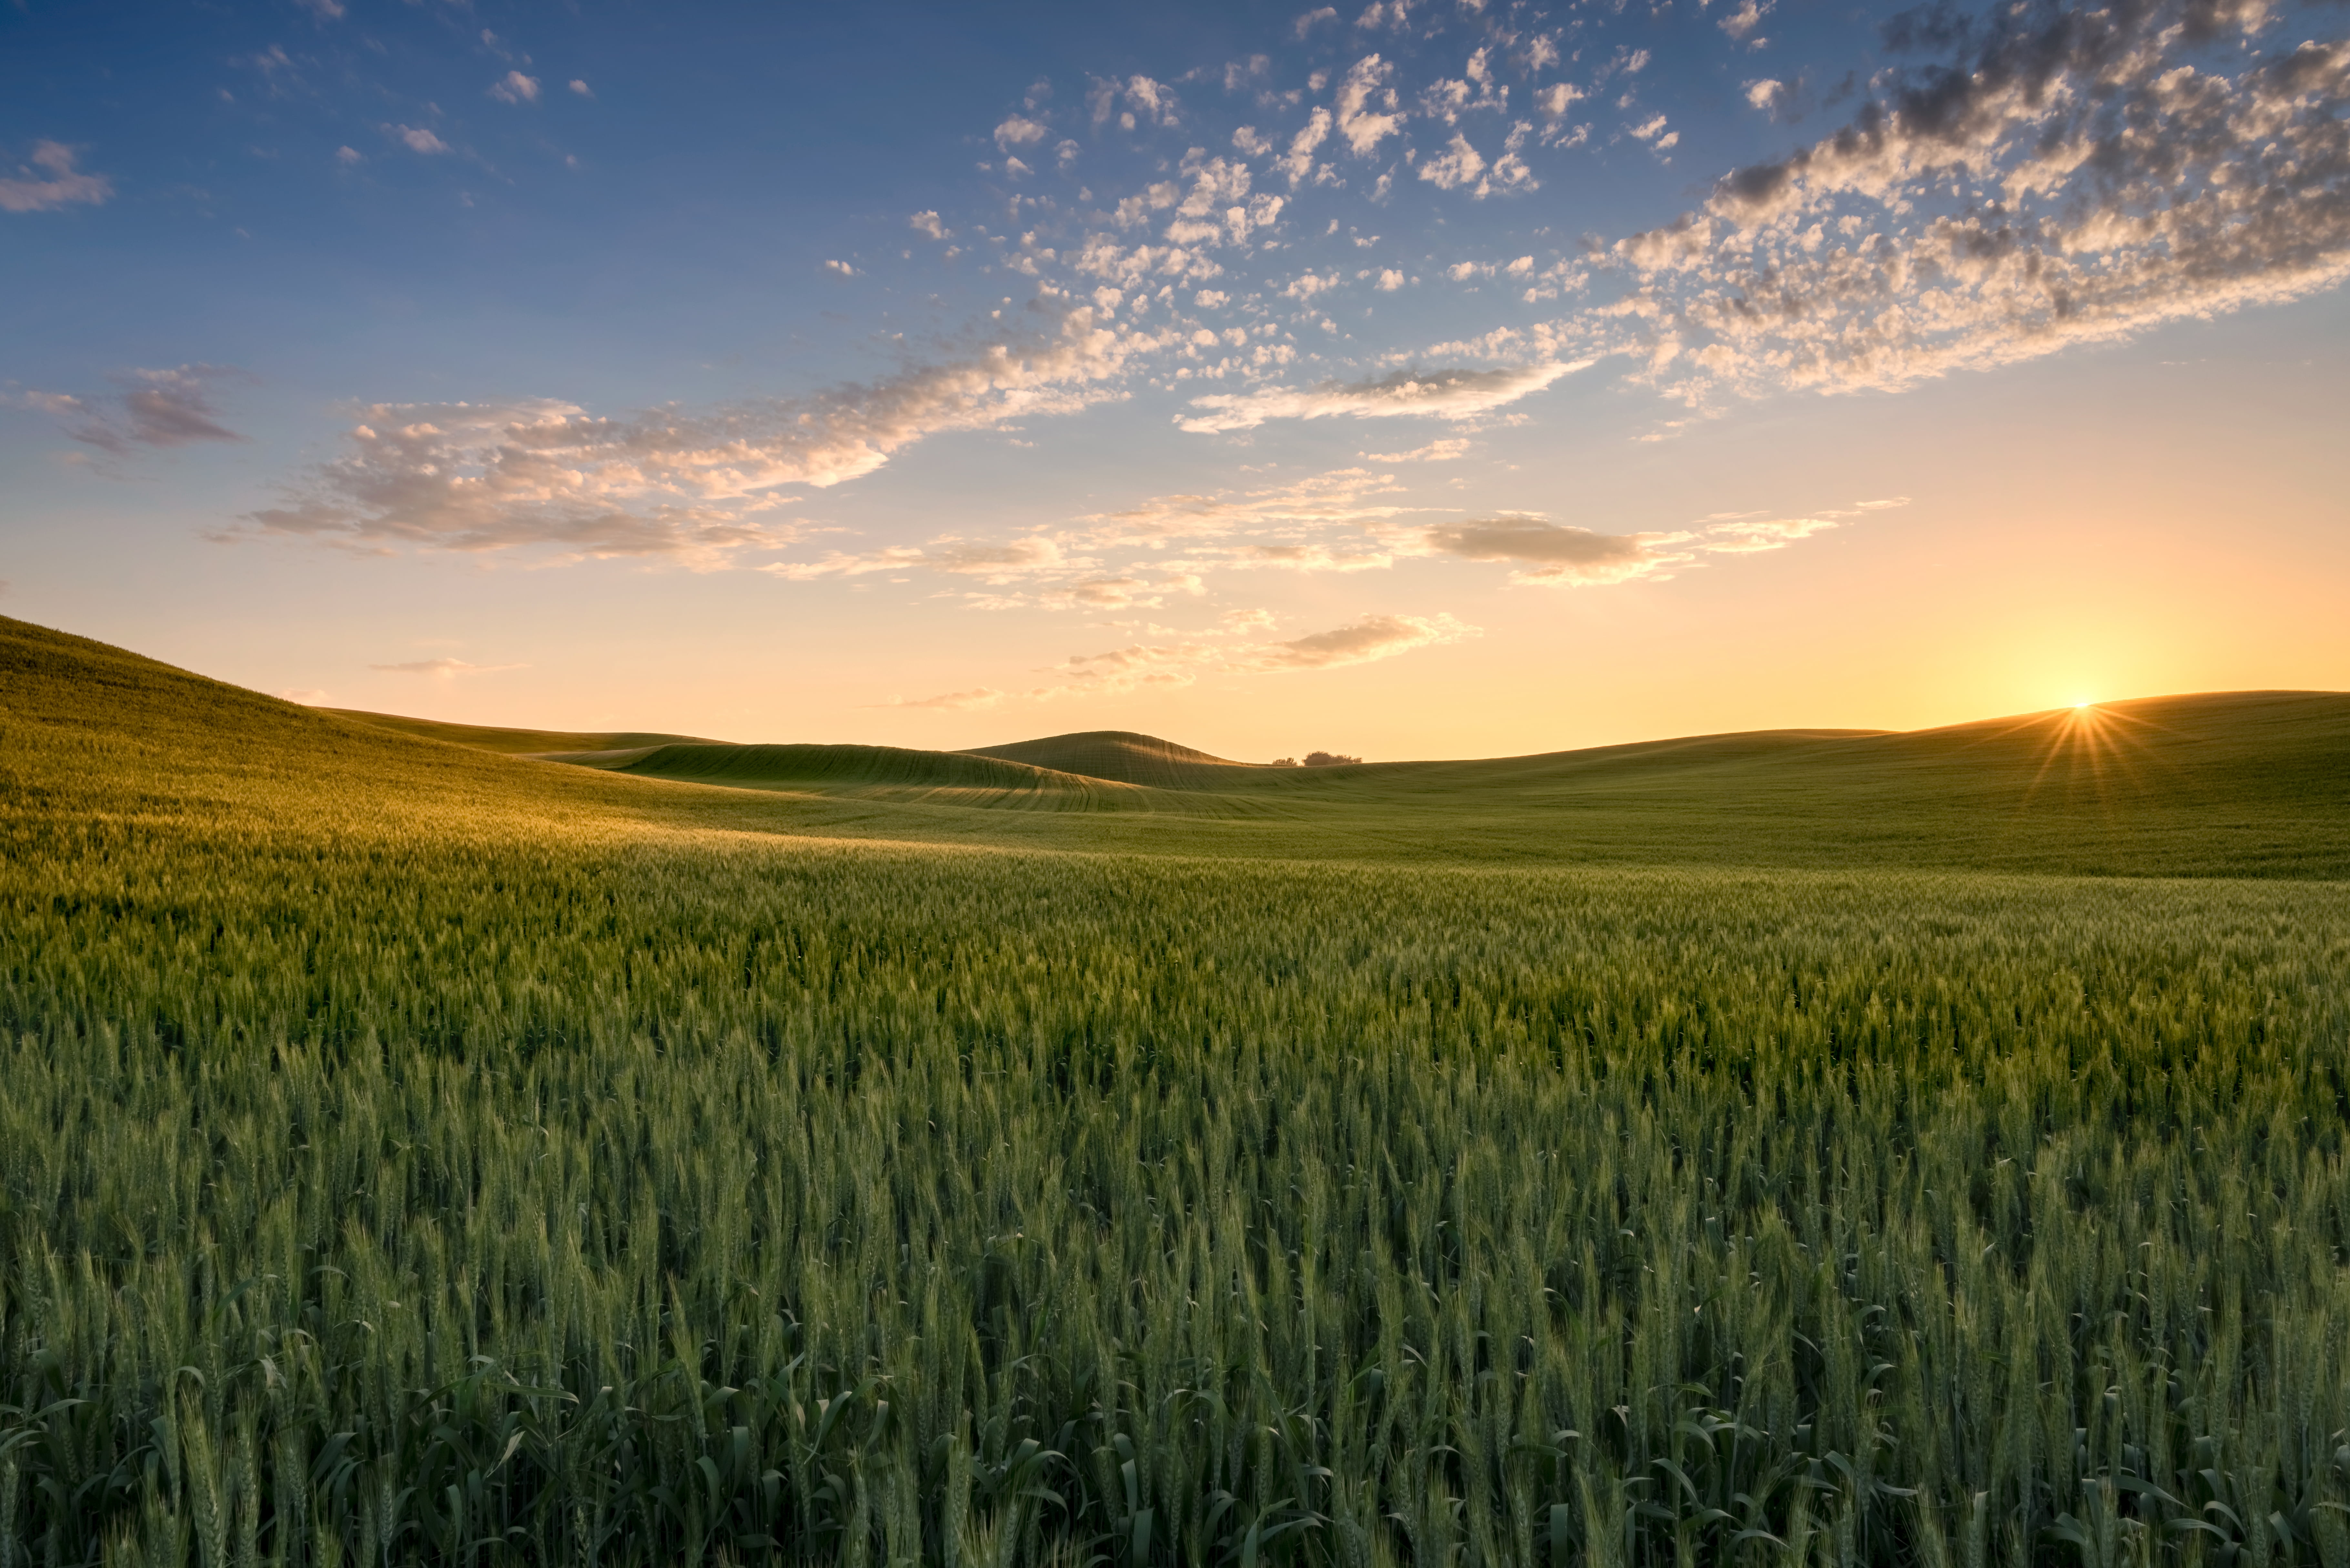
[5,615,2350,1567]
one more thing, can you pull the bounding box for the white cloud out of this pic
[242,310,1159,561]
[767,535,1074,584]
[1294,6,1339,37]
[1376,268,1405,290]
[1719,0,1771,42]
[0,141,113,214]
[389,125,451,155]
[1417,132,1486,190]
[1589,10,2350,400]
[335,145,363,165]
[994,114,1050,150]
[1362,437,1470,462]
[824,258,857,276]
[569,79,594,98]
[1178,360,1589,432]
[1278,106,1333,188]
[1334,55,1405,156]
[909,210,950,240]
[490,71,541,104]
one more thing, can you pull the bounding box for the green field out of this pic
[4,612,2349,1568]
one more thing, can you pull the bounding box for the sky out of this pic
[3,0,2346,762]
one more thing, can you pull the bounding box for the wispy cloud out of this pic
[489,71,541,105]
[1416,498,1907,584]
[1362,437,1470,462]
[12,366,250,454]
[1178,361,1589,433]
[1035,608,1476,696]
[0,141,113,214]
[242,310,1164,561]
[1248,611,1477,669]
[867,687,1006,710]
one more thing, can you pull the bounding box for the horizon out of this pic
[5,0,2346,762]
[319,681,2350,764]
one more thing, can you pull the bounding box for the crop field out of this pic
[5,614,2350,1568]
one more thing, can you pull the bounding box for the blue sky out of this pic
[5,0,2346,758]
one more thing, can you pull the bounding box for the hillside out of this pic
[13,616,2350,1568]
[329,707,724,755]
[3,613,2345,875]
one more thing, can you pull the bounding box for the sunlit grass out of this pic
[4,614,2350,1567]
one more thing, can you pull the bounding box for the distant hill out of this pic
[961,730,1253,788]
[329,708,725,755]
[3,612,2345,875]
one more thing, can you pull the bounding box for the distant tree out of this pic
[1302,751,1362,766]
[1268,756,1299,767]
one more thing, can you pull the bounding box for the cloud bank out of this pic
[1580,0,2350,399]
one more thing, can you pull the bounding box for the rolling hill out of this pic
[3,612,2345,875]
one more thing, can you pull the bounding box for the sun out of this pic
[2072,698,2095,710]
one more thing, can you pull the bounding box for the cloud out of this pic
[909,209,950,239]
[1417,497,1907,584]
[1248,611,1476,669]
[869,687,1005,710]
[1334,55,1405,156]
[1037,608,1473,696]
[15,365,250,454]
[242,309,1156,561]
[293,0,344,16]
[569,79,594,98]
[1076,466,1411,542]
[1719,0,1771,43]
[1421,518,1686,584]
[1178,360,1589,432]
[1362,437,1469,461]
[994,114,1050,150]
[0,141,114,214]
[1417,133,1486,190]
[336,145,363,165]
[1278,106,1333,187]
[389,125,451,155]
[369,658,527,677]
[490,71,541,104]
[1295,6,1339,37]
[1587,1,2350,400]
[824,258,857,276]
[767,535,1074,583]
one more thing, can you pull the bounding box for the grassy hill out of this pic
[576,694,2350,877]
[4,612,2344,874]
[8,609,2350,1567]
[327,707,724,755]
